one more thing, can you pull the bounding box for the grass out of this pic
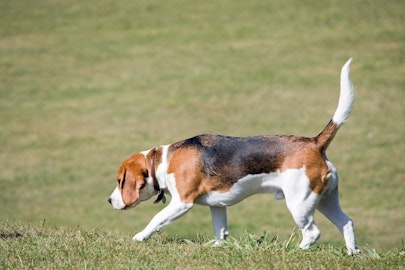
[1,222,404,269]
[0,0,404,268]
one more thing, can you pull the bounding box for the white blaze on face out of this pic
[109,187,126,210]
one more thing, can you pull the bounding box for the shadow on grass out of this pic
[0,232,23,239]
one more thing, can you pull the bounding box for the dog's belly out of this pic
[195,170,298,207]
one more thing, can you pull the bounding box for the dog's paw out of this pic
[212,239,227,247]
[132,233,147,242]
[347,246,361,256]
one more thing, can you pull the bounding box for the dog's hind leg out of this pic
[291,211,321,249]
[317,187,360,255]
[210,206,229,245]
[285,193,321,249]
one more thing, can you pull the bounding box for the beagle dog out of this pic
[108,59,360,255]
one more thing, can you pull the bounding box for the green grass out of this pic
[1,0,404,268]
[1,222,404,269]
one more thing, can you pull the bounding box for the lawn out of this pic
[1,0,404,268]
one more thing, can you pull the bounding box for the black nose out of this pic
[108,198,112,205]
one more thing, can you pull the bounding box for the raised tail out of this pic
[316,58,354,151]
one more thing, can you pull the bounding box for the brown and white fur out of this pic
[108,59,360,255]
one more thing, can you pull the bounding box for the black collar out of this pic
[150,147,166,204]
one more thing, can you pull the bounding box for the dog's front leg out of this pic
[133,201,193,241]
[210,206,229,245]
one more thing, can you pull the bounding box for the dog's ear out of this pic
[119,154,147,207]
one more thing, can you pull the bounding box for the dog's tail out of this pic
[315,58,354,151]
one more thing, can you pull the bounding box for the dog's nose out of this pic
[107,198,112,205]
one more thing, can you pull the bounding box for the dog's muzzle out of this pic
[108,187,126,209]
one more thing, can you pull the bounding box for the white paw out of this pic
[298,242,311,250]
[347,246,361,255]
[212,239,226,247]
[132,233,146,242]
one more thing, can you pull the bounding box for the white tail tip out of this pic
[332,58,354,125]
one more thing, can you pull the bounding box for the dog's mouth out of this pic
[121,202,138,210]
[111,204,128,210]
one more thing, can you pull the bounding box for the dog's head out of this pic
[108,152,156,210]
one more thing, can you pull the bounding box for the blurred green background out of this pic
[1,0,404,251]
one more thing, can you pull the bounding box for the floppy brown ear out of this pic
[120,153,147,206]
[121,167,138,206]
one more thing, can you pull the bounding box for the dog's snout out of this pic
[107,197,112,205]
